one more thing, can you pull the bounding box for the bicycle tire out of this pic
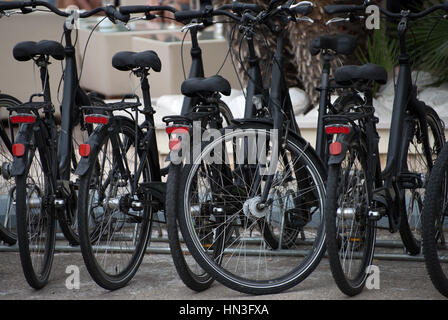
[422,141,448,297]
[77,116,154,290]
[399,106,445,255]
[15,126,56,289]
[0,93,21,245]
[166,164,214,291]
[177,122,327,295]
[325,135,376,296]
[165,99,232,291]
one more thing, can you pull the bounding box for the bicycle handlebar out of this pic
[119,5,178,15]
[0,0,130,22]
[324,1,448,20]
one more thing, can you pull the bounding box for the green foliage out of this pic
[356,28,398,73]
[355,28,398,92]
[408,17,448,84]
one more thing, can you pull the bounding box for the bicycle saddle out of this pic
[13,40,65,61]
[334,63,388,85]
[309,34,357,56]
[181,75,231,97]
[112,50,161,72]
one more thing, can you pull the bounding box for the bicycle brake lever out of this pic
[181,22,204,32]
[297,16,314,23]
[325,17,349,25]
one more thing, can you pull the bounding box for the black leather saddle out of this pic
[334,63,388,85]
[310,34,358,56]
[181,75,231,97]
[13,40,65,62]
[112,50,161,72]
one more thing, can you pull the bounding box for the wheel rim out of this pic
[182,128,326,290]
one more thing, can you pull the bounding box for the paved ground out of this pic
[0,248,445,301]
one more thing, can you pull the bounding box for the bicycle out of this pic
[0,92,22,245]
[0,1,123,289]
[323,1,447,296]
[170,0,331,295]
[74,3,240,290]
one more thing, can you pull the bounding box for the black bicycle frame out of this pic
[58,24,93,180]
[382,14,431,187]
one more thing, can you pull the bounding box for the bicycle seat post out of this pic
[35,55,52,103]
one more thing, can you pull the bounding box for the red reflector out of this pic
[79,144,91,157]
[166,126,189,135]
[169,138,182,151]
[329,142,342,155]
[10,115,36,124]
[325,126,350,135]
[85,115,108,124]
[12,143,25,157]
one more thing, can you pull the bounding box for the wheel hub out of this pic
[243,196,268,219]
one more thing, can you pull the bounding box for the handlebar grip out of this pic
[324,4,364,15]
[0,1,26,10]
[174,9,205,21]
[231,2,262,12]
[119,5,150,14]
[291,4,313,16]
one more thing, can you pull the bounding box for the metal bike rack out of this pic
[0,234,438,263]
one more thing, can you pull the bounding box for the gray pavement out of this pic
[0,249,445,300]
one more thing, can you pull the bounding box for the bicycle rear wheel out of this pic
[177,122,327,295]
[77,117,154,290]
[0,93,21,245]
[165,100,232,291]
[325,136,376,296]
[15,127,56,289]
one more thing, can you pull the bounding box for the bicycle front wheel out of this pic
[177,123,327,295]
[400,106,445,255]
[422,142,448,297]
[77,117,154,290]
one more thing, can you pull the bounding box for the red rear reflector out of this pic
[12,143,25,157]
[329,142,342,155]
[325,126,350,135]
[79,144,91,157]
[85,115,109,124]
[10,115,36,124]
[169,138,182,151]
[166,126,189,135]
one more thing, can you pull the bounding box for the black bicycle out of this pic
[171,0,330,295]
[323,1,447,296]
[74,3,241,290]
[0,92,22,245]
[0,1,124,289]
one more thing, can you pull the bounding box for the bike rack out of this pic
[0,234,438,263]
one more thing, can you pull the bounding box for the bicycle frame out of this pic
[58,24,95,180]
[381,15,432,187]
